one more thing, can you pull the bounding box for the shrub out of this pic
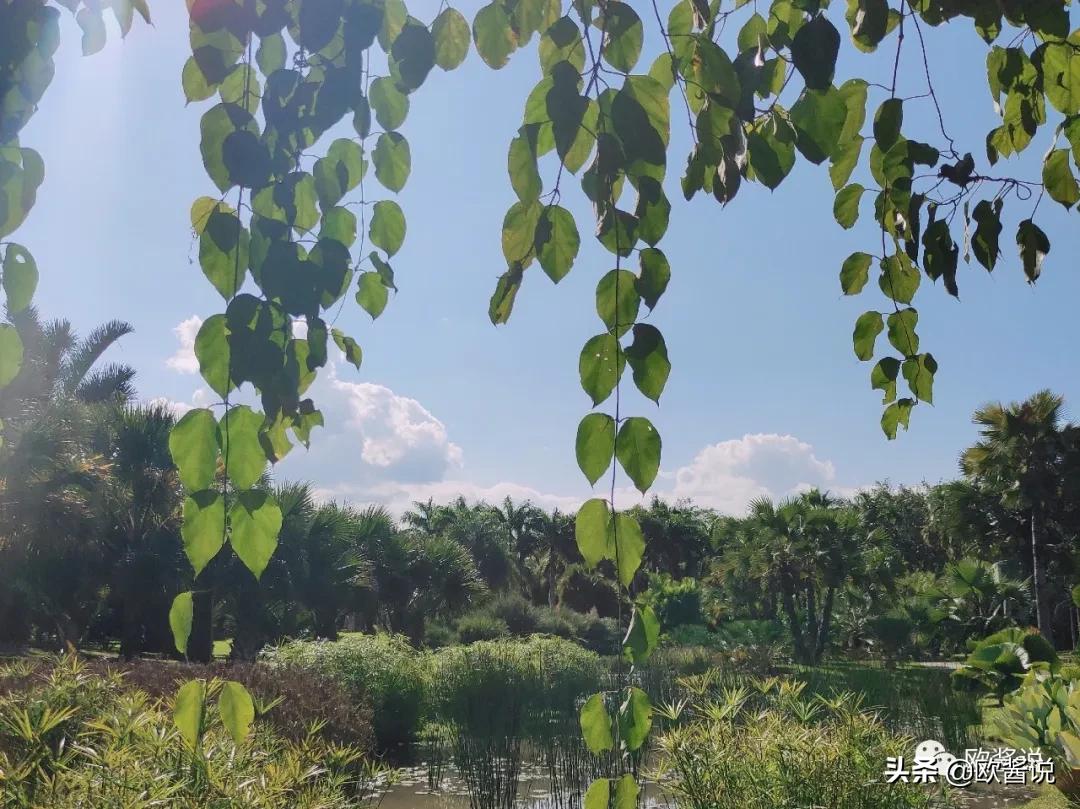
[0,655,386,809]
[665,623,723,649]
[952,627,1059,703]
[422,621,456,649]
[263,632,429,750]
[576,613,621,656]
[483,593,539,635]
[534,607,581,639]
[457,614,510,644]
[642,572,703,628]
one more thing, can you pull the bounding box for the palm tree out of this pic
[715,491,863,664]
[94,403,186,658]
[961,390,1078,645]
[0,308,135,424]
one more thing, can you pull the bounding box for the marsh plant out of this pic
[430,636,605,809]
[0,655,390,809]
[653,677,948,809]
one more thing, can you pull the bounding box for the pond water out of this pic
[375,761,1039,809]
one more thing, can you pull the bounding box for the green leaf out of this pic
[596,270,640,338]
[881,398,914,440]
[580,694,614,753]
[830,136,863,190]
[902,352,937,403]
[473,2,516,69]
[1017,219,1050,283]
[852,311,883,361]
[169,592,193,656]
[502,200,541,265]
[332,328,363,369]
[77,7,106,55]
[357,272,390,319]
[840,251,872,295]
[1043,149,1079,208]
[600,2,643,72]
[540,16,585,75]
[373,132,411,193]
[2,244,37,313]
[625,324,670,403]
[614,774,640,809]
[833,184,864,229]
[173,680,206,749]
[583,779,610,809]
[169,409,219,492]
[623,604,660,664]
[535,205,579,282]
[614,511,646,587]
[615,417,660,494]
[579,333,625,406]
[886,308,920,355]
[370,77,409,130]
[370,200,406,257]
[619,687,652,752]
[791,88,847,164]
[971,199,1002,272]
[220,405,267,490]
[878,253,920,304]
[871,357,901,404]
[576,498,614,567]
[256,33,286,74]
[391,20,436,90]
[873,98,903,151]
[508,134,542,202]
[321,206,358,247]
[636,248,670,310]
[1036,43,1080,115]
[314,139,366,209]
[791,13,840,90]
[199,209,249,300]
[634,177,670,246]
[433,7,470,70]
[218,682,255,745]
[847,0,889,51]
[1072,584,1080,610]
[182,491,225,576]
[596,208,638,257]
[576,413,615,486]
[230,489,282,580]
[194,314,232,399]
[747,121,795,190]
[199,103,258,194]
[489,267,523,324]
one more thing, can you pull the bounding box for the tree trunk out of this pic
[314,610,339,641]
[1031,510,1056,647]
[189,589,213,663]
[814,586,836,664]
[780,572,809,664]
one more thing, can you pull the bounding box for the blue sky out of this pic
[16,2,1080,514]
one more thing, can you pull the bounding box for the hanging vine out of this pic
[0,0,150,440]
[143,0,1077,788]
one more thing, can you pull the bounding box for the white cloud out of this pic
[166,316,202,374]
[314,479,583,518]
[666,433,840,514]
[279,367,463,487]
[148,388,211,418]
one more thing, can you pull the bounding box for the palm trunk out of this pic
[1031,510,1056,647]
[780,572,809,664]
[189,589,213,663]
[814,586,836,663]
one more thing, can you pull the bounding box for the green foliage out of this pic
[953,627,1060,703]
[457,613,510,644]
[657,681,937,809]
[0,655,385,808]
[263,633,430,748]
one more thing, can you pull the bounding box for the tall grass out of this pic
[790,662,981,750]
[0,655,389,809]
[654,678,947,809]
[430,636,605,809]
